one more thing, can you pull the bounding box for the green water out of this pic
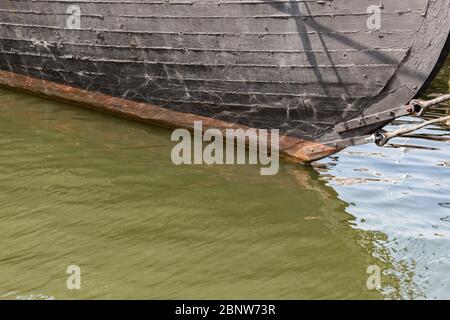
[0,58,449,300]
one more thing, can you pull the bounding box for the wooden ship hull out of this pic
[0,0,449,162]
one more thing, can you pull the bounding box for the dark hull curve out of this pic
[0,0,449,161]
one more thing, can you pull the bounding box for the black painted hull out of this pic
[0,0,449,159]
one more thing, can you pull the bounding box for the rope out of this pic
[410,94,450,115]
[374,94,450,146]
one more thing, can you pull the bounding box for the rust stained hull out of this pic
[0,70,338,162]
[0,0,449,162]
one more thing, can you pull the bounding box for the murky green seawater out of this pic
[0,58,449,300]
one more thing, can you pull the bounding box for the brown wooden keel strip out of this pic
[0,70,339,163]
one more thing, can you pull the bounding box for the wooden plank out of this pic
[0,69,340,162]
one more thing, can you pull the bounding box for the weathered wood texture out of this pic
[0,0,449,146]
[0,69,339,162]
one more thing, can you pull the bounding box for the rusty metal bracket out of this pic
[334,105,411,133]
[335,94,450,133]
[327,133,379,150]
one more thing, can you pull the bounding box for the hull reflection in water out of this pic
[316,58,450,299]
[316,120,450,299]
[0,87,403,299]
